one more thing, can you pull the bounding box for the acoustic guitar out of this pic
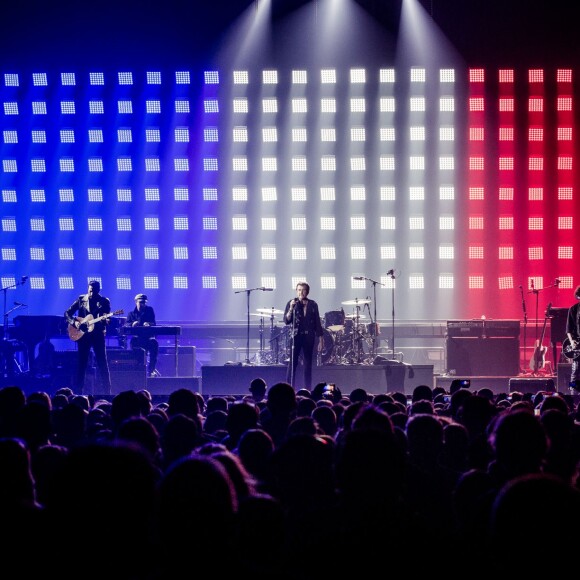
[68,309,124,342]
[562,337,580,361]
[529,302,551,372]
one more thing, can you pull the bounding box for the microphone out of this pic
[261,287,273,291]
[353,276,364,281]
[386,269,394,276]
[21,275,28,284]
[14,301,27,307]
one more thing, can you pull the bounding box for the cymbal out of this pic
[341,299,371,306]
[345,313,367,319]
[256,307,284,315]
[326,325,345,332]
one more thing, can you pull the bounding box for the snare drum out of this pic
[324,310,345,332]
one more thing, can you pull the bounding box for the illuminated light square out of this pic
[262,187,277,201]
[469,127,484,141]
[409,156,425,170]
[144,246,159,260]
[146,71,161,84]
[30,247,45,260]
[204,100,219,113]
[557,97,573,111]
[380,97,395,112]
[88,217,103,231]
[116,128,132,143]
[232,216,248,230]
[528,188,543,201]
[87,158,102,172]
[141,188,159,201]
[1,218,17,231]
[350,68,366,83]
[321,69,336,84]
[439,245,454,259]
[116,158,132,171]
[116,248,132,260]
[175,100,190,113]
[173,246,189,260]
[320,276,337,290]
[58,217,73,231]
[499,127,513,141]
[261,246,276,260]
[292,128,307,142]
[498,277,514,290]
[60,129,75,143]
[558,246,573,259]
[409,276,424,289]
[320,216,335,230]
[382,275,395,288]
[88,189,102,202]
[410,68,426,83]
[498,187,514,200]
[174,216,189,230]
[174,158,189,171]
[117,189,132,202]
[4,73,19,86]
[499,216,514,230]
[528,157,543,171]
[32,72,47,86]
[261,277,276,290]
[380,127,395,141]
[2,190,17,202]
[558,216,573,229]
[320,245,336,260]
[202,246,217,259]
[558,127,573,141]
[204,70,219,84]
[440,127,454,141]
[292,70,307,84]
[351,186,366,201]
[528,97,543,112]
[558,156,573,170]
[292,156,307,171]
[32,102,46,115]
[88,129,103,143]
[381,186,396,201]
[118,72,133,85]
[557,69,572,82]
[204,158,219,171]
[469,187,484,200]
[350,98,366,113]
[410,126,425,140]
[232,187,247,201]
[351,126,366,141]
[528,69,544,83]
[439,216,455,230]
[380,216,396,230]
[4,102,19,115]
[262,70,278,84]
[175,128,190,142]
[262,127,277,142]
[292,246,307,260]
[498,98,514,112]
[3,160,17,172]
[557,187,573,200]
[409,216,424,230]
[439,276,454,289]
[145,158,160,172]
[202,276,217,289]
[528,217,543,230]
[319,187,334,201]
[439,156,454,170]
[231,157,247,172]
[232,245,247,260]
[232,275,247,290]
[59,277,74,290]
[409,245,424,260]
[203,127,218,142]
[321,156,336,171]
[117,100,133,114]
[351,215,366,230]
[143,276,159,290]
[440,69,455,82]
[233,99,248,113]
[173,276,188,289]
[499,246,514,260]
[232,126,247,142]
[30,190,45,202]
[233,70,248,84]
[469,246,484,259]
[469,97,484,112]
[499,157,514,170]
[498,69,514,83]
[321,99,337,113]
[262,99,278,113]
[1,248,16,260]
[3,130,18,143]
[468,276,484,289]
[380,156,396,171]
[469,216,484,229]
[469,157,484,170]
[409,187,424,200]
[410,97,426,112]
[528,127,543,141]
[261,217,277,231]
[32,159,47,172]
[203,217,217,230]
[439,97,455,112]
[116,218,132,231]
[262,157,277,171]
[380,245,396,260]
[379,68,395,83]
[173,187,188,201]
[351,245,366,260]
[528,247,543,260]
[145,217,159,230]
[321,128,336,142]
[89,100,104,114]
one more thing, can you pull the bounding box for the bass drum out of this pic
[319,329,335,365]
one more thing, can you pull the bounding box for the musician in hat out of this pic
[565,285,580,392]
[125,293,160,377]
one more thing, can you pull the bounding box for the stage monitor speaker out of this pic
[108,348,147,395]
[509,377,556,395]
[558,363,572,392]
[157,346,196,377]
[446,337,519,376]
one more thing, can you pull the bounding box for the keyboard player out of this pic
[124,293,160,377]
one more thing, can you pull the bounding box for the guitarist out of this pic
[565,285,580,392]
[64,280,112,395]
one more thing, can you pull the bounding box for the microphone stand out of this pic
[2,276,28,343]
[519,285,528,373]
[290,301,298,387]
[234,287,270,365]
[356,276,385,360]
[387,270,397,362]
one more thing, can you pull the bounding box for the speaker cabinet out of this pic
[509,377,556,394]
[108,348,146,395]
[558,363,572,392]
[446,337,519,376]
[157,346,196,377]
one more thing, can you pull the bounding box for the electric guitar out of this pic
[529,302,551,372]
[68,309,124,342]
[562,337,580,361]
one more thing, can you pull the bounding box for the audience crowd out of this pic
[1,377,580,578]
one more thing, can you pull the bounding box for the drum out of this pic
[324,310,345,332]
[319,329,335,364]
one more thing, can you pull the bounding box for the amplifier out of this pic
[157,346,197,377]
[447,320,520,338]
[107,348,145,369]
[509,377,556,395]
